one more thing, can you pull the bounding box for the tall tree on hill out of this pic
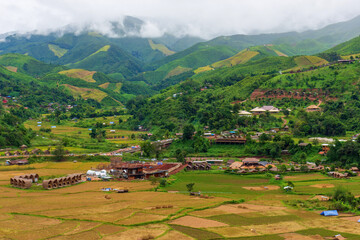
[183,124,195,140]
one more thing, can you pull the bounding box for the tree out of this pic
[183,124,195,140]
[186,183,195,194]
[259,133,270,143]
[149,176,159,187]
[141,141,154,157]
[287,181,294,188]
[279,164,287,173]
[175,149,187,164]
[53,143,66,162]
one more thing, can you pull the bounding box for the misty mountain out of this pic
[206,15,360,56]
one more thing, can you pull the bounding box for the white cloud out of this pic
[0,0,359,39]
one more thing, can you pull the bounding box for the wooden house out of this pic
[306,105,321,112]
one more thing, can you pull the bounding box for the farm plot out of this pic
[2,166,360,239]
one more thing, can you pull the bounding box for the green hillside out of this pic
[68,44,143,78]
[125,50,360,132]
[325,35,360,55]
[0,53,65,77]
[135,43,237,85]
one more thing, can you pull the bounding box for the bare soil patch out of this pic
[310,184,335,189]
[171,216,228,228]
[243,185,280,191]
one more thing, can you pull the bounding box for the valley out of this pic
[2,8,360,240]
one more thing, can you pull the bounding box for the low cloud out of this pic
[1,0,360,39]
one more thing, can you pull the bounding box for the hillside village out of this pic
[3,3,360,239]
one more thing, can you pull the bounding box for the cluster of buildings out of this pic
[91,158,186,180]
[229,158,277,172]
[238,105,281,117]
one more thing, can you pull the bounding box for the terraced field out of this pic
[1,167,360,239]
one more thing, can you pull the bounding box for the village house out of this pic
[238,110,252,117]
[250,107,266,115]
[261,106,280,113]
[319,144,331,155]
[306,105,321,112]
[5,159,29,165]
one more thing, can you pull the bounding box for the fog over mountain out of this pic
[1,0,360,39]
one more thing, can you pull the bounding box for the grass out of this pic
[59,69,96,83]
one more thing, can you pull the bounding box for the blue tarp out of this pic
[320,210,338,216]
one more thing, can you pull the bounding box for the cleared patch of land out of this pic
[48,44,68,58]
[165,66,192,79]
[194,65,214,74]
[5,66,17,72]
[211,49,259,68]
[99,82,110,89]
[148,39,175,56]
[62,84,108,101]
[59,69,97,83]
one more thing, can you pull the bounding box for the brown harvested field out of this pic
[116,212,167,225]
[243,185,280,191]
[247,221,306,235]
[62,208,134,222]
[95,224,126,236]
[63,221,101,235]
[207,226,258,238]
[310,184,335,188]
[236,203,287,212]
[102,224,168,240]
[284,173,330,181]
[170,216,228,228]
[49,230,101,240]
[157,230,194,240]
[2,164,360,239]
[280,233,324,240]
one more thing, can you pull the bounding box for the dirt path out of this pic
[281,116,288,127]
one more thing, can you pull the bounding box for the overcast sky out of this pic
[1,0,360,39]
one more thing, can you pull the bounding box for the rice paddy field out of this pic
[1,163,360,239]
